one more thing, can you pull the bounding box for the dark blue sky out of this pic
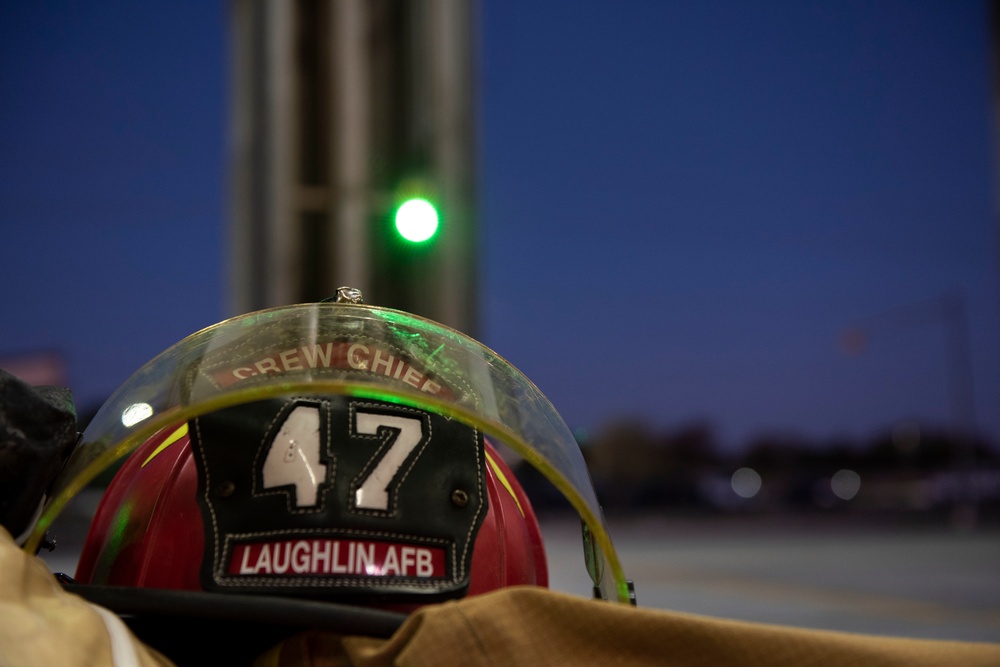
[2,1,997,450]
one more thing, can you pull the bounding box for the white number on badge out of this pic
[261,404,327,508]
[353,411,425,511]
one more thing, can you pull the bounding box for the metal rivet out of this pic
[218,481,236,498]
[451,489,469,508]
[335,286,364,304]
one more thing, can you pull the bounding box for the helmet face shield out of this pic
[30,302,629,603]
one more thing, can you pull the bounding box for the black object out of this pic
[0,369,78,542]
[63,583,407,664]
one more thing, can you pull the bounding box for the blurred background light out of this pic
[731,467,762,499]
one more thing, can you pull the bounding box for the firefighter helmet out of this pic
[30,295,629,639]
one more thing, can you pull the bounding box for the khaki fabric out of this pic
[0,527,173,667]
[267,587,1000,667]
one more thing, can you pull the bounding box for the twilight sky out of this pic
[2,1,997,450]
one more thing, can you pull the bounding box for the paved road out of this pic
[540,514,1000,643]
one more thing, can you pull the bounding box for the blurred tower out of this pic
[228,0,478,333]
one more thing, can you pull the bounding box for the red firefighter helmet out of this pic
[74,415,547,601]
[29,293,630,644]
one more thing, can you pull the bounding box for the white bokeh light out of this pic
[831,469,861,501]
[731,467,762,499]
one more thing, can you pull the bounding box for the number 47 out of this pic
[261,403,427,513]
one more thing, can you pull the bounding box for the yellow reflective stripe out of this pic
[485,450,524,517]
[141,423,188,468]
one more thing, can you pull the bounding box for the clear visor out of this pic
[27,302,630,603]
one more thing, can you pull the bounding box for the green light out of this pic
[394,198,439,243]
